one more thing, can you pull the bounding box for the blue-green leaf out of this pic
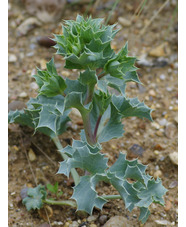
[22,185,47,211]
[71,175,108,214]
[58,145,108,177]
[9,95,70,138]
[33,58,66,97]
[112,95,152,121]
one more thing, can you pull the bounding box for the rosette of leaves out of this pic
[53,15,117,69]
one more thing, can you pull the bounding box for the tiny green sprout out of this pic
[47,182,63,198]
[8,15,167,224]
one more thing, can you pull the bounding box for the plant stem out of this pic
[44,199,76,208]
[93,115,102,140]
[84,84,95,105]
[102,195,121,200]
[81,112,96,146]
[52,137,80,186]
[44,194,121,208]
[82,83,97,146]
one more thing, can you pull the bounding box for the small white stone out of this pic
[155,220,171,225]
[71,108,81,118]
[149,89,156,97]
[118,17,131,27]
[8,54,17,63]
[87,215,98,222]
[154,170,162,178]
[158,118,168,126]
[169,152,178,165]
[151,122,160,130]
[166,87,173,92]
[19,92,28,98]
[30,82,39,90]
[28,148,37,162]
[159,74,166,80]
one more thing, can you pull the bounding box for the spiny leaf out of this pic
[71,175,108,214]
[8,109,34,128]
[79,68,97,86]
[58,145,108,177]
[54,15,117,70]
[22,185,47,211]
[112,95,153,121]
[139,207,151,224]
[93,90,111,115]
[64,91,92,115]
[104,43,138,79]
[65,78,87,95]
[96,103,124,143]
[33,58,66,97]
[136,178,168,208]
[9,95,70,138]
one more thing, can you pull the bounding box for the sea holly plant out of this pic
[8,15,167,223]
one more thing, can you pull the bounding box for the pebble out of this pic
[137,56,153,67]
[154,219,171,225]
[154,150,160,155]
[71,108,82,118]
[64,222,70,227]
[165,123,177,139]
[8,100,26,111]
[158,119,167,127]
[154,170,162,178]
[128,144,145,158]
[149,42,171,57]
[169,180,178,188]
[169,152,178,165]
[90,224,97,227]
[118,17,131,27]
[148,89,156,97]
[164,200,172,211]
[69,221,78,227]
[28,148,37,161]
[87,215,98,222]
[37,36,56,48]
[17,17,42,36]
[155,130,164,137]
[99,215,108,225]
[166,87,173,92]
[103,216,128,227]
[30,82,39,90]
[153,57,169,68]
[26,52,34,57]
[154,144,164,151]
[8,54,17,63]
[151,122,160,130]
[18,92,28,98]
[159,74,166,80]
